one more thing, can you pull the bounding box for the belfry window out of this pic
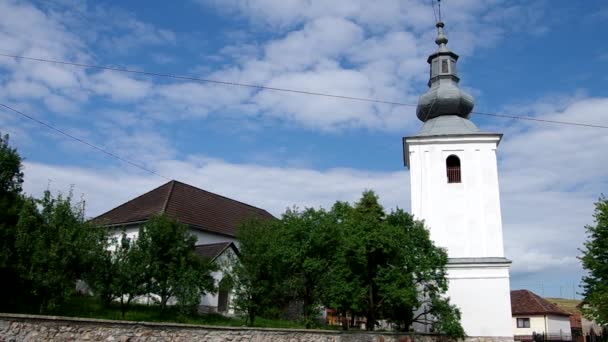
[446,155,461,183]
[441,59,449,73]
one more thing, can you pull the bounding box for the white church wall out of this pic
[406,134,513,338]
[447,264,513,337]
[407,135,505,259]
[200,248,237,315]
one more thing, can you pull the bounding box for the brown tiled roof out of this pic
[93,180,274,237]
[194,242,237,261]
[511,290,571,317]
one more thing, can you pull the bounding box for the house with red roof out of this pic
[511,290,572,342]
[93,180,274,314]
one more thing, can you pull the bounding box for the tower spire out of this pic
[415,20,474,122]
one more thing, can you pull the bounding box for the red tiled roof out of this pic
[93,180,274,237]
[194,242,237,261]
[511,290,571,317]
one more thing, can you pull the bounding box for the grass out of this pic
[49,296,312,329]
[545,297,582,315]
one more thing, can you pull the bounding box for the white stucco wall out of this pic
[512,315,571,338]
[512,315,548,335]
[406,134,512,337]
[111,225,236,246]
[447,263,513,337]
[547,315,572,337]
[407,135,505,258]
[200,248,237,314]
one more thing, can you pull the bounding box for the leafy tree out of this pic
[14,190,102,313]
[580,195,608,325]
[279,207,339,328]
[136,214,216,314]
[87,231,147,317]
[324,191,463,336]
[0,133,25,311]
[233,217,282,326]
[235,190,463,336]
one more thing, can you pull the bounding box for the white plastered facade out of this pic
[512,315,571,339]
[404,133,513,338]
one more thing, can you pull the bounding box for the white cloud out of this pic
[89,71,152,102]
[22,159,409,222]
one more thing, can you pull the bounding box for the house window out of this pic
[446,155,461,183]
[517,318,530,328]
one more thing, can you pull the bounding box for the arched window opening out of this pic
[217,275,233,313]
[446,155,461,183]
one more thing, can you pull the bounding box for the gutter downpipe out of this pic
[544,314,549,341]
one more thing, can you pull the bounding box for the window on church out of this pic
[446,155,461,183]
[516,318,530,328]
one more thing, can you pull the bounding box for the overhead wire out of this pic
[0,103,171,180]
[0,53,607,129]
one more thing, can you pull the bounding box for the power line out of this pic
[430,0,438,23]
[0,103,170,180]
[1,53,607,129]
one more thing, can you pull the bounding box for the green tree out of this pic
[580,195,608,325]
[86,231,147,317]
[0,133,25,311]
[324,191,463,336]
[279,207,338,328]
[14,190,102,313]
[233,217,282,326]
[136,214,216,314]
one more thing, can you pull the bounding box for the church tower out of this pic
[403,22,513,340]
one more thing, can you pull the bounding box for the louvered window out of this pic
[446,155,461,183]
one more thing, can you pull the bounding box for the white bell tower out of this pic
[404,21,513,340]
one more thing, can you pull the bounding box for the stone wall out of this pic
[0,313,513,342]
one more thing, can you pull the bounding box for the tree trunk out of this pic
[367,284,375,331]
[120,296,126,318]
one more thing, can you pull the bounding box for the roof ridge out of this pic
[172,180,273,216]
[161,180,176,214]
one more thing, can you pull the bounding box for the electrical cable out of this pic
[0,103,170,180]
[0,53,607,129]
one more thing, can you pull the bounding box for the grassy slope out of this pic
[53,296,308,329]
[545,297,582,315]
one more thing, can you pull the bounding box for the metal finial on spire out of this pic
[415,19,475,122]
[435,21,449,51]
[437,0,442,22]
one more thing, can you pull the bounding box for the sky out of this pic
[0,0,607,299]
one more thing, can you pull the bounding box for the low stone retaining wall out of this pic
[0,313,512,342]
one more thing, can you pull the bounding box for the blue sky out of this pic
[1,0,607,298]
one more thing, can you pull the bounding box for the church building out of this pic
[403,21,514,340]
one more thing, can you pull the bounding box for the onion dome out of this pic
[416,22,474,122]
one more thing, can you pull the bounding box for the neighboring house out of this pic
[93,180,274,313]
[576,302,607,342]
[511,290,572,342]
[547,298,583,342]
